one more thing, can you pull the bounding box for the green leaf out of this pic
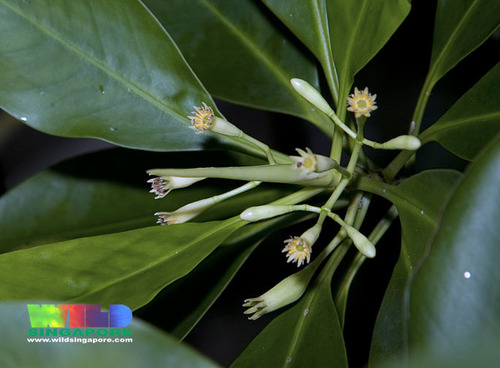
[413,0,500,132]
[262,0,410,109]
[143,0,334,136]
[428,0,500,89]
[0,301,220,368]
[357,170,462,366]
[230,245,348,368]
[420,62,500,160]
[260,0,339,103]
[0,0,243,151]
[328,0,410,109]
[0,219,244,310]
[408,133,500,359]
[0,149,277,253]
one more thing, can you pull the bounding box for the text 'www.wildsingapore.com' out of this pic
[27,336,133,344]
[26,303,134,344]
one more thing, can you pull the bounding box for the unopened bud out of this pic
[382,135,421,150]
[290,78,334,116]
[240,205,293,222]
[343,224,376,258]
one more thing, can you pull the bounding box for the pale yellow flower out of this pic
[188,102,215,132]
[347,87,377,118]
[282,236,312,267]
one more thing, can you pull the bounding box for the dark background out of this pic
[1,0,498,366]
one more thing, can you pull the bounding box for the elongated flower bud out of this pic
[342,224,376,258]
[290,78,334,116]
[240,205,294,222]
[148,164,341,187]
[381,135,421,150]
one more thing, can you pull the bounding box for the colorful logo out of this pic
[27,304,132,328]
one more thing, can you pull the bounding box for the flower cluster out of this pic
[145,83,421,320]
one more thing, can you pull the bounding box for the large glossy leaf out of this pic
[329,0,410,108]
[413,0,500,131]
[420,62,500,160]
[0,0,245,151]
[0,148,285,253]
[428,0,500,90]
[262,0,410,109]
[0,301,220,368]
[231,245,348,368]
[143,0,334,136]
[260,0,339,103]
[407,133,500,360]
[0,218,244,310]
[357,169,462,366]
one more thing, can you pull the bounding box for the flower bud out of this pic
[382,135,421,150]
[290,78,334,116]
[240,205,293,222]
[343,224,376,258]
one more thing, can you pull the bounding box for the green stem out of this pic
[270,187,325,206]
[381,149,414,182]
[334,205,399,327]
[412,73,436,137]
[212,180,261,203]
[319,123,364,226]
[381,70,437,181]
[240,132,277,165]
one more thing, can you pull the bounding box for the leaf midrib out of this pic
[0,0,187,123]
[197,0,316,116]
[337,0,369,105]
[69,217,243,302]
[421,111,500,142]
[428,0,481,84]
[310,0,338,103]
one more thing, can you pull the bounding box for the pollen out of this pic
[282,236,312,267]
[188,102,215,132]
[347,87,377,118]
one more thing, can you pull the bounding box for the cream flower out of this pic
[282,236,312,267]
[347,87,377,118]
[282,224,322,267]
[147,176,205,199]
[188,102,215,132]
